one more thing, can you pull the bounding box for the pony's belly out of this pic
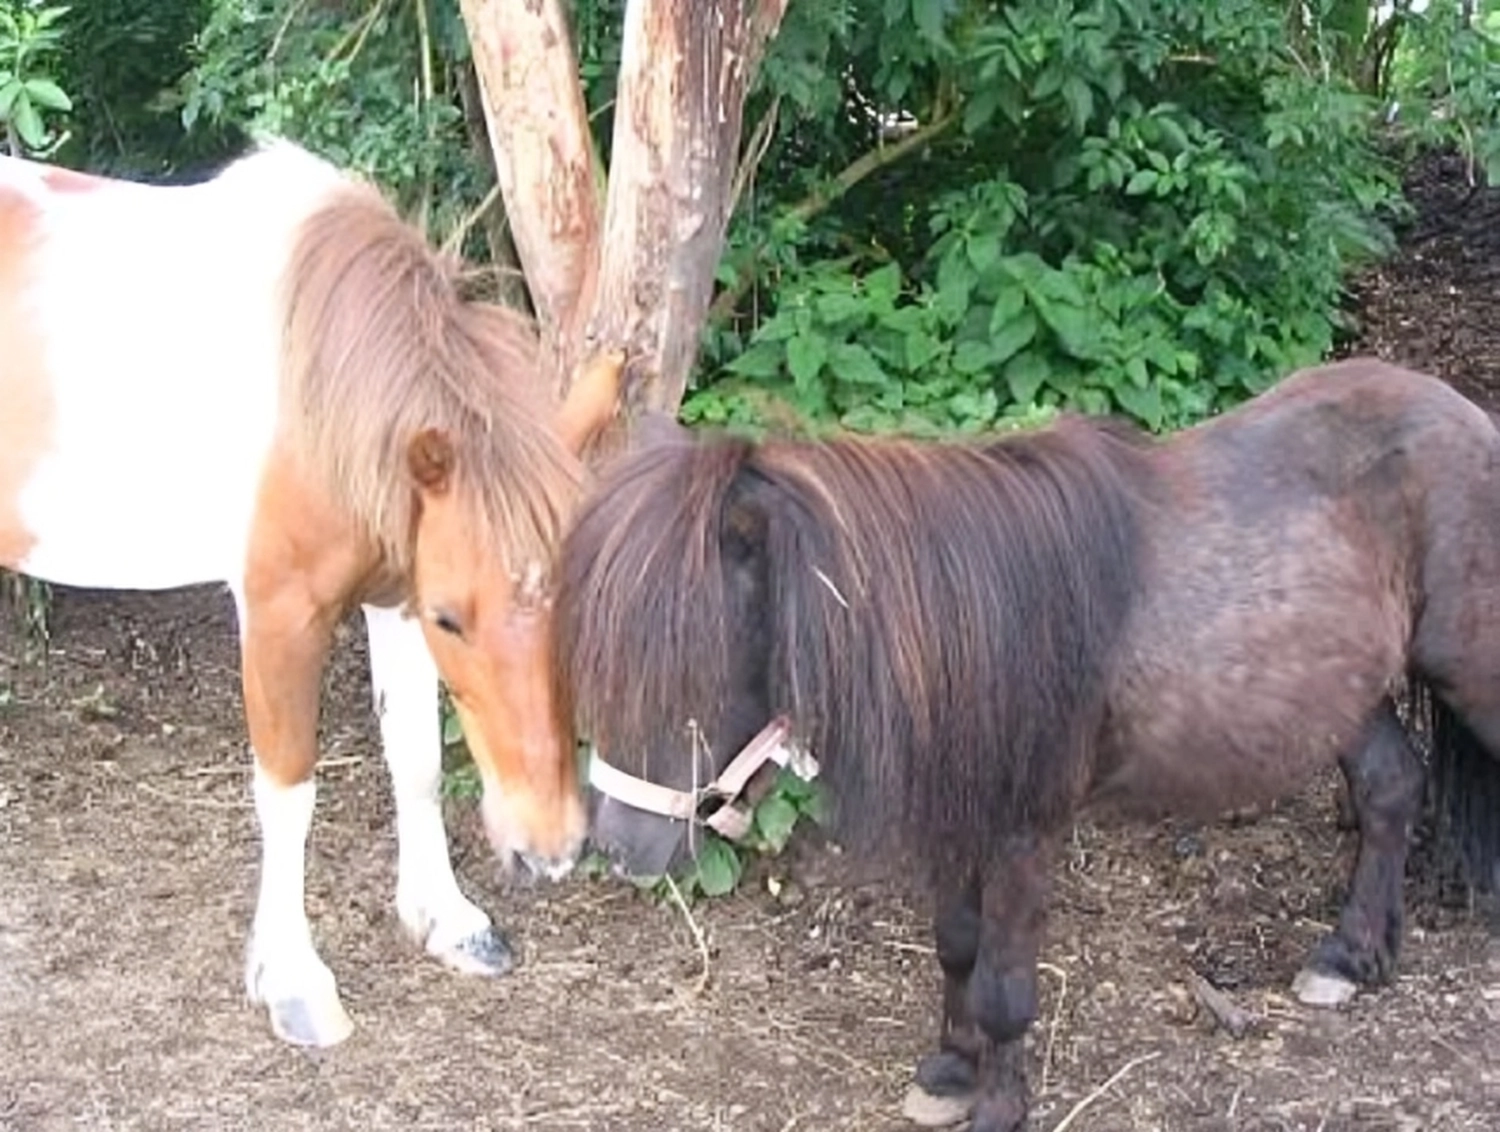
[14,429,269,590]
[1090,712,1360,823]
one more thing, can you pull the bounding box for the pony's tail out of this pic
[1424,688,1500,895]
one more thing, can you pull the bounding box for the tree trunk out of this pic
[454,60,529,309]
[459,0,788,444]
[457,0,602,359]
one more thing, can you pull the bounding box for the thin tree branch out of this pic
[787,107,958,225]
[709,106,959,324]
[729,95,780,218]
[441,180,502,258]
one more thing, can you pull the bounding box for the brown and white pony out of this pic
[0,141,616,1047]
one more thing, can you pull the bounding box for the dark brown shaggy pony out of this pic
[556,358,1500,1132]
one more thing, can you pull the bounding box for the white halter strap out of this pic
[587,716,819,841]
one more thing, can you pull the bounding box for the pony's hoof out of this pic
[902,1084,977,1127]
[266,994,355,1048]
[435,926,515,977]
[1292,967,1357,1007]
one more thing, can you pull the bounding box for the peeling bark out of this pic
[458,0,601,345]
[461,0,788,434]
[583,0,789,427]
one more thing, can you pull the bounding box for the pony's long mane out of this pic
[558,419,1154,855]
[279,183,577,575]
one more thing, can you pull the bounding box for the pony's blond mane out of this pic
[278,181,578,577]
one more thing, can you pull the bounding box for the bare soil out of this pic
[3,152,1500,1132]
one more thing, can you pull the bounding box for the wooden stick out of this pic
[1191,973,1254,1038]
[1050,1051,1161,1132]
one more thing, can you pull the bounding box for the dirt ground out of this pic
[3,152,1500,1132]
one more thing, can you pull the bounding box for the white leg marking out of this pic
[245,763,353,1046]
[363,603,511,976]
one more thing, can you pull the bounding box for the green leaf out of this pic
[906,330,944,370]
[953,338,995,374]
[22,78,70,111]
[0,78,21,118]
[12,93,44,148]
[1004,351,1049,405]
[963,85,1002,134]
[1113,380,1163,429]
[693,837,742,897]
[990,307,1038,366]
[726,340,783,379]
[967,234,1000,274]
[1034,299,1093,359]
[828,341,888,386]
[911,0,951,49]
[816,291,865,323]
[1124,169,1158,195]
[786,333,829,390]
[753,794,800,853]
[1061,75,1094,131]
[989,286,1027,336]
[935,252,976,318]
[865,263,903,304]
[441,706,464,746]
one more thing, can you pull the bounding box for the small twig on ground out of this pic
[1038,961,1070,1094]
[1191,973,1254,1037]
[135,782,250,810]
[1049,1051,1161,1132]
[181,754,362,777]
[662,873,712,995]
[1227,1084,1243,1118]
[315,755,364,772]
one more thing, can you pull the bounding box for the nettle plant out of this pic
[0,1,72,156]
[1386,0,1500,184]
[689,0,1405,438]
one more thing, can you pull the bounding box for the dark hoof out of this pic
[436,926,515,977]
[267,994,354,1048]
[971,1091,1028,1132]
[914,1049,978,1096]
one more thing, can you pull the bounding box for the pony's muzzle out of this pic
[479,781,586,875]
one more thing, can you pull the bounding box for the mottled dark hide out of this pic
[557,358,1500,1131]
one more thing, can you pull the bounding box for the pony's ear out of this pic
[408,428,455,494]
[634,410,690,450]
[556,349,625,455]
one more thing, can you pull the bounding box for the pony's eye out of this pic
[431,609,465,638]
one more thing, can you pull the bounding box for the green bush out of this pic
[692,0,1409,436]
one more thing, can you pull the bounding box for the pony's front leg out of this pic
[363,603,512,977]
[904,868,983,1127]
[235,584,352,1048]
[967,835,1053,1132]
[1294,700,1424,1007]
